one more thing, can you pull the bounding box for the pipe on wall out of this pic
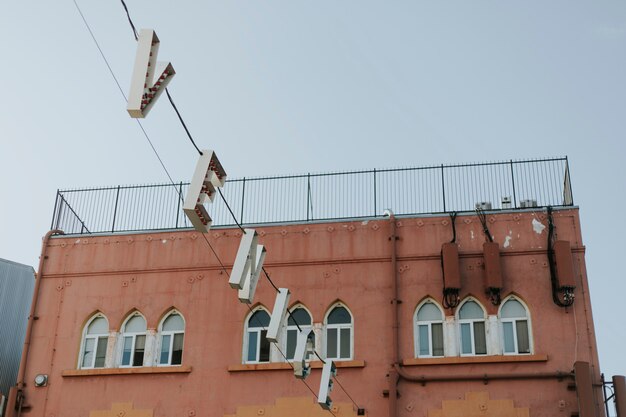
[394,364,573,384]
[6,229,63,417]
[614,375,626,417]
[385,210,399,417]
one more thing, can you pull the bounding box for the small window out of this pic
[159,312,185,366]
[458,300,487,356]
[80,315,109,369]
[500,298,531,354]
[286,307,314,361]
[415,301,444,357]
[120,313,147,367]
[325,305,353,360]
[245,309,271,363]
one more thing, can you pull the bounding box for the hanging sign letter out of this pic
[183,150,227,233]
[318,360,337,410]
[293,328,315,379]
[229,229,266,303]
[127,29,175,118]
[267,288,290,343]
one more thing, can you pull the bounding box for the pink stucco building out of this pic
[5,159,625,417]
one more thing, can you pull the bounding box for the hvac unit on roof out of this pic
[501,196,512,209]
[475,201,492,210]
[520,199,538,208]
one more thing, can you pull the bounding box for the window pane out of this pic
[459,301,483,320]
[172,333,184,365]
[418,325,430,356]
[327,328,338,358]
[501,299,527,319]
[328,307,351,324]
[87,317,108,335]
[82,338,95,368]
[133,335,145,366]
[286,329,297,360]
[432,323,444,357]
[417,303,442,321]
[340,328,351,359]
[259,330,270,362]
[122,336,132,366]
[247,331,258,362]
[503,322,515,353]
[249,310,271,328]
[460,323,471,354]
[288,308,311,326]
[474,322,487,355]
[163,314,184,331]
[516,320,530,353]
[94,337,108,368]
[160,334,171,364]
[125,315,146,332]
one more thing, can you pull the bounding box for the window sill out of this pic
[402,354,548,366]
[228,360,365,372]
[62,365,192,377]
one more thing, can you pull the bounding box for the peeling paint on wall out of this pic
[532,219,546,234]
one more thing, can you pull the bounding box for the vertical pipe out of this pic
[574,361,596,417]
[387,210,398,417]
[614,375,626,417]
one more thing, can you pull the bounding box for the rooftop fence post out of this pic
[306,173,311,221]
[111,185,121,233]
[510,160,518,208]
[175,181,182,228]
[241,177,246,225]
[441,164,446,212]
[373,169,377,216]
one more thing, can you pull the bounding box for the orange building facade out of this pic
[6,159,623,417]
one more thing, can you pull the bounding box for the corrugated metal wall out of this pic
[0,258,34,397]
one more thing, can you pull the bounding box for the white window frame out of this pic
[78,314,109,369]
[243,307,271,364]
[414,299,445,358]
[157,310,185,366]
[119,312,147,368]
[324,303,354,361]
[284,305,314,362]
[457,298,488,356]
[499,296,533,355]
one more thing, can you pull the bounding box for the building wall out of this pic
[0,259,34,397]
[14,208,602,417]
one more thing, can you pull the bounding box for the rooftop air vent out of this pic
[520,199,538,208]
[475,201,492,210]
[501,196,512,209]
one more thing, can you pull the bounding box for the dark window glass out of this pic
[328,307,351,324]
[288,308,312,326]
[340,328,351,358]
[516,320,530,353]
[133,335,145,366]
[474,322,487,355]
[172,333,184,365]
[247,331,258,362]
[249,310,271,328]
[327,328,338,358]
[286,329,298,359]
[259,330,270,362]
[432,323,444,357]
[122,337,132,366]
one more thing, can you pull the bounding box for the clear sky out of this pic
[1,1,625,380]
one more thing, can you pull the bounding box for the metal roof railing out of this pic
[51,157,574,235]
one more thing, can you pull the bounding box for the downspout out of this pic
[385,210,399,417]
[6,229,63,417]
[393,364,573,384]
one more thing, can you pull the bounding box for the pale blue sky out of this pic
[1,1,625,380]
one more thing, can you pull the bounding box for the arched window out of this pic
[245,309,271,363]
[158,311,185,365]
[500,298,531,354]
[415,300,444,357]
[120,312,147,367]
[80,314,109,369]
[458,300,487,356]
[285,306,313,361]
[325,305,353,360]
